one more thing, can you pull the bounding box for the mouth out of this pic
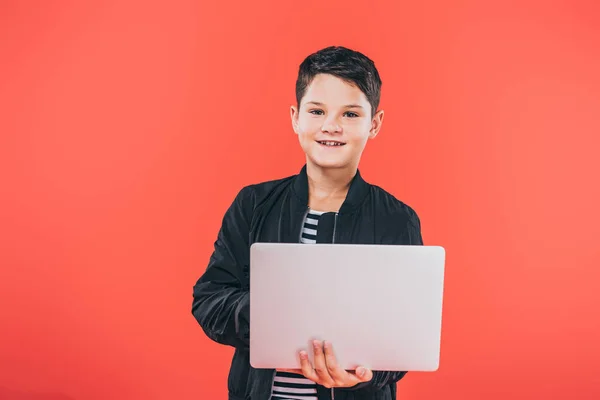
[316,140,346,147]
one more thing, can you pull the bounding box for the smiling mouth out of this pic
[317,140,346,147]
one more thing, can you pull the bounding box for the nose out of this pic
[321,116,342,134]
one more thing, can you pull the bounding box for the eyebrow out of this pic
[305,101,364,109]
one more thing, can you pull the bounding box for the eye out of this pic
[344,111,359,118]
[309,109,324,115]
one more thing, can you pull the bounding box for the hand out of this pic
[289,340,373,388]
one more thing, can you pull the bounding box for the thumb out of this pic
[355,366,373,382]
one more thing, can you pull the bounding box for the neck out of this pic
[305,162,357,201]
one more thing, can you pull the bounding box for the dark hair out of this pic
[295,46,382,117]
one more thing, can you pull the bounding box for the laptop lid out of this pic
[249,243,445,371]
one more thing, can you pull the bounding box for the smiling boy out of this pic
[192,46,423,400]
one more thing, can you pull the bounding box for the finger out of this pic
[323,341,347,382]
[355,366,373,382]
[312,340,335,387]
[299,350,320,382]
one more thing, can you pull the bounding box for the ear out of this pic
[369,109,384,139]
[290,105,300,135]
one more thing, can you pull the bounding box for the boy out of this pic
[192,46,423,400]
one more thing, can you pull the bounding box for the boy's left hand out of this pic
[277,340,373,388]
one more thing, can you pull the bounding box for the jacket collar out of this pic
[292,164,370,214]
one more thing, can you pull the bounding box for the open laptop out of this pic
[249,243,445,372]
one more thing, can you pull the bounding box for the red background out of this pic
[1,1,599,399]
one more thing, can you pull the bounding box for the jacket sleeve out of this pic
[191,186,254,350]
[343,206,423,391]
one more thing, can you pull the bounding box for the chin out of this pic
[307,156,350,170]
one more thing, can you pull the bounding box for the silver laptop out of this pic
[249,243,445,372]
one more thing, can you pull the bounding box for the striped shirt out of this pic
[300,209,323,244]
[270,209,324,400]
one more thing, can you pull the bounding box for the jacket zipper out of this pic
[332,212,338,244]
[299,207,310,243]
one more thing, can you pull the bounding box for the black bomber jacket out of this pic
[192,165,424,400]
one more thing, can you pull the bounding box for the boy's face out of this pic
[291,73,383,171]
